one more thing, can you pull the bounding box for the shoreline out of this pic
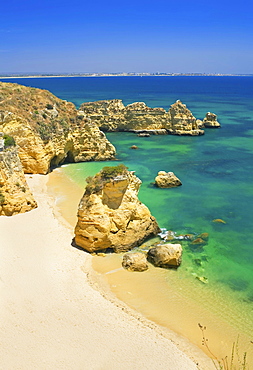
[0,173,214,369]
[0,74,251,80]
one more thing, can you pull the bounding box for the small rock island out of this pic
[74,165,160,253]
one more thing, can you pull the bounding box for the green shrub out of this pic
[46,103,53,110]
[3,135,16,147]
[101,164,128,179]
[85,164,128,195]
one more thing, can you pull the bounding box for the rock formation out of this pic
[122,252,148,272]
[0,82,116,174]
[0,148,37,216]
[155,171,182,188]
[167,100,204,135]
[147,243,182,268]
[79,100,169,132]
[203,112,221,128]
[79,99,213,135]
[74,165,160,253]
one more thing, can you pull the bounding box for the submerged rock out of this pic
[203,112,221,128]
[147,243,182,268]
[74,165,160,253]
[212,218,226,224]
[155,171,182,188]
[122,252,148,272]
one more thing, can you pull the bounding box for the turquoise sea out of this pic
[3,76,253,363]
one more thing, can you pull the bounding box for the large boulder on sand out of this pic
[147,243,182,268]
[74,165,160,253]
[155,171,182,188]
[203,112,220,128]
[122,253,148,272]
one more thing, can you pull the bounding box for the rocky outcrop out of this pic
[147,243,182,268]
[79,100,169,132]
[155,171,182,188]
[0,82,116,174]
[79,99,211,136]
[203,112,220,128]
[122,252,148,272]
[167,100,204,136]
[0,148,37,216]
[74,166,160,253]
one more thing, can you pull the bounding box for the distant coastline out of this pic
[0,72,252,79]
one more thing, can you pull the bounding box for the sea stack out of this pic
[155,171,182,188]
[167,100,204,136]
[74,165,160,253]
[203,112,221,128]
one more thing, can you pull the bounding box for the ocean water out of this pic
[3,76,253,363]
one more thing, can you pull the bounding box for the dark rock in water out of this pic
[225,278,249,292]
[147,243,182,268]
[193,258,203,267]
[122,252,148,272]
[190,237,206,246]
[137,132,150,137]
[197,232,209,241]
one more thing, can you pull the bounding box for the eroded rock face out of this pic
[80,100,169,132]
[167,100,204,136]
[0,82,116,174]
[203,112,221,128]
[0,148,37,216]
[80,99,209,136]
[74,168,160,253]
[147,243,182,268]
[122,252,148,272]
[155,171,182,188]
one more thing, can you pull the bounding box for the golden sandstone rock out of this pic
[0,82,116,174]
[155,171,182,188]
[0,148,37,216]
[122,252,149,272]
[79,99,211,136]
[74,166,160,253]
[203,112,221,128]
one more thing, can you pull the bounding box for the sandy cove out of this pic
[0,174,215,369]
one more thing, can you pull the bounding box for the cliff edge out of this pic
[0,82,116,174]
[0,148,37,216]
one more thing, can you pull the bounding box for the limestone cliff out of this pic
[79,99,169,132]
[74,165,160,253]
[79,99,213,135]
[0,148,37,216]
[0,82,116,174]
[167,100,204,136]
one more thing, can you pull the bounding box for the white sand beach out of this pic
[0,174,215,369]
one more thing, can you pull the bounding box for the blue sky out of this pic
[0,0,253,74]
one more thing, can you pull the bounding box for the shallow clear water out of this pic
[4,76,253,362]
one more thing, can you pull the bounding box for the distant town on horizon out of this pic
[0,72,252,78]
